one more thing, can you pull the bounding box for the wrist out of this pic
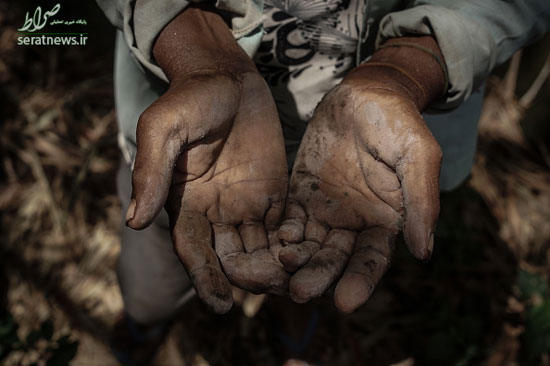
[152,6,255,83]
[345,36,447,111]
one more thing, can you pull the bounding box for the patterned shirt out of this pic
[255,0,370,153]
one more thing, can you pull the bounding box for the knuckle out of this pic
[430,139,443,157]
[423,137,442,163]
[137,107,156,127]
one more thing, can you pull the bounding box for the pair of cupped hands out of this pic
[125,7,445,314]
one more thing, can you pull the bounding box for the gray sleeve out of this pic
[96,0,264,83]
[96,0,190,82]
[95,0,126,29]
[377,1,550,110]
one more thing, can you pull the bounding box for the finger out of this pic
[239,221,268,252]
[172,211,232,314]
[278,201,307,244]
[278,218,328,272]
[279,241,321,272]
[214,225,289,295]
[304,218,329,244]
[222,250,290,295]
[397,137,442,260]
[213,223,244,258]
[334,227,395,313]
[268,230,284,261]
[127,80,240,230]
[126,108,184,230]
[264,199,286,231]
[289,229,355,303]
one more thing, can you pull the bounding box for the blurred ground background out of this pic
[0,1,549,365]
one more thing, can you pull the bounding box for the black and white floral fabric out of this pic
[254,0,370,151]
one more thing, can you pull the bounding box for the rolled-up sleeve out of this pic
[377,1,550,110]
[96,0,264,82]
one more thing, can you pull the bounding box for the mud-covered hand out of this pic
[125,7,289,314]
[278,36,447,313]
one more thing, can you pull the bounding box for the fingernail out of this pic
[426,232,434,260]
[125,198,136,225]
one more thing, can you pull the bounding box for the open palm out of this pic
[278,79,442,313]
[127,71,289,314]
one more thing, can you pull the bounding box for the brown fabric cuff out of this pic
[352,36,448,111]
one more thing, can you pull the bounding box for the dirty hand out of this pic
[125,7,289,314]
[278,37,447,313]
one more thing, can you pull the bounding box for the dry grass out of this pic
[472,52,550,263]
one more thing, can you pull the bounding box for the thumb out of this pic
[126,76,241,230]
[396,132,442,261]
[125,102,185,230]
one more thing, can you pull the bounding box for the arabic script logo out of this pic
[18,3,61,32]
[17,3,88,46]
